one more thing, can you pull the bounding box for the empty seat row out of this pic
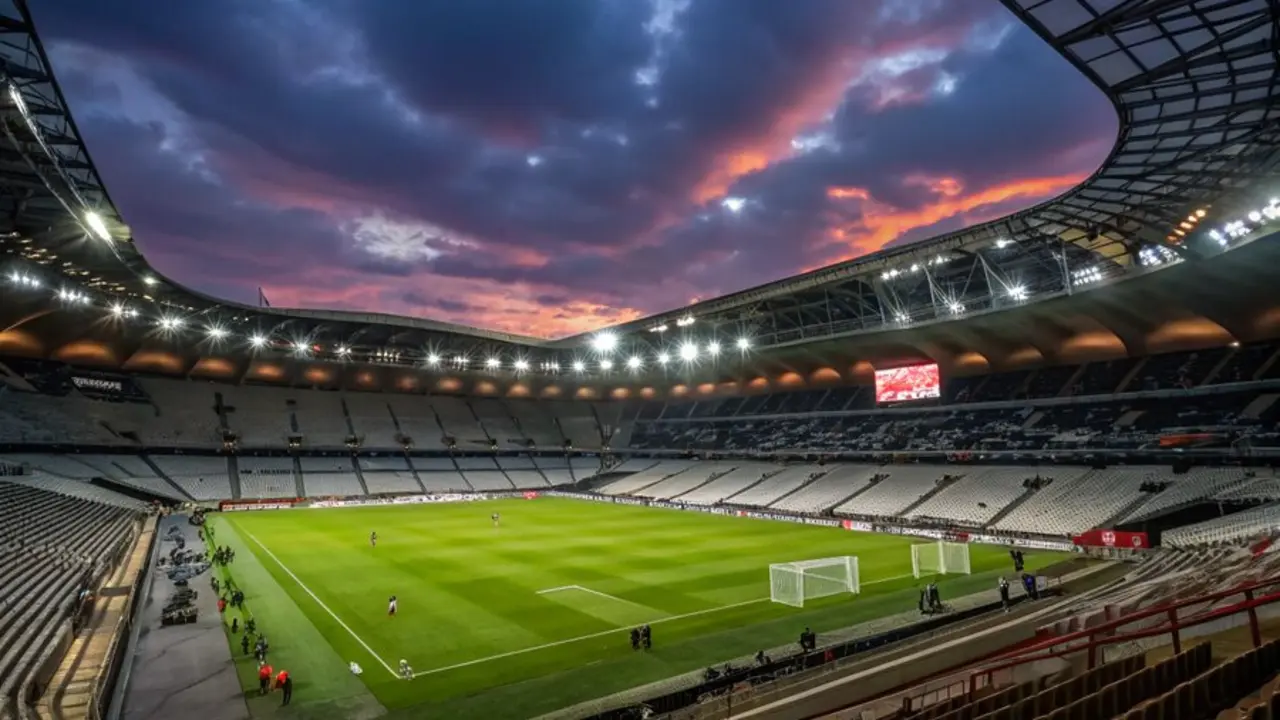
[969,644,1209,720]
[1121,639,1280,720]
[0,480,142,717]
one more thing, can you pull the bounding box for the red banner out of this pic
[523,491,539,500]
[1073,529,1149,549]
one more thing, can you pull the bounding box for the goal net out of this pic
[769,556,860,608]
[911,541,971,578]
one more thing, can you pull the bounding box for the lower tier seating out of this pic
[0,480,141,718]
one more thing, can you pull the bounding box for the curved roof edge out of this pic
[9,0,1280,348]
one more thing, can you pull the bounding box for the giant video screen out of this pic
[874,364,941,404]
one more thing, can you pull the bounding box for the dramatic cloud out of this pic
[32,0,1114,338]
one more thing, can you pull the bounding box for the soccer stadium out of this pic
[4,1,1280,720]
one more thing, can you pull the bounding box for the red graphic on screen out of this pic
[874,364,941,404]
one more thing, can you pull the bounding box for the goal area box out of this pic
[769,556,859,608]
[911,540,971,578]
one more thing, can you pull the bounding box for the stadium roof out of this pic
[1,0,1279,386]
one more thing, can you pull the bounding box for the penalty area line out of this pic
[412,572,921,678]
[243,530,400,680]
[412,596,770,678]
[537,584,655,610]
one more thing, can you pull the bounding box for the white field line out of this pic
[538,584,658,610]
[243,530,400,679]
[411,596,768,678]
[411,571,919,678]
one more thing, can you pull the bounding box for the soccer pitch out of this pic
[212,498,1061,719]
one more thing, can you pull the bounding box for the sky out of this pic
[33,0,1116,339]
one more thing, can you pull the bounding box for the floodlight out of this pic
[454,355,468,366]
[676,314,695,327]
[657,352,670,365]
[142,276,158,286]
[337,345,350,355]
[158,316,183,330]
[626,356,642,369]
[600,359,614,371]
[426,353,440,365]
[486,357,501,368]
[572,360,586,372]
[205,325,228,339]
[679,342,698,361]
[736,337,750,350]
[249,334,267,348]
[706,341,721,356]
[85,211,111,242]
[1007,285,1027,300]
[948,301,964,315]
[293,341,310,356]
[547,362,560,372]
[514,359,529,371]
[591,331,618,353]
[109,303,125,317]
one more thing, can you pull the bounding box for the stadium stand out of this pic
[994,468,1149,536]
[634,461,740,500]
[0,478,143,717]
[598,460,696,495]
[905,466,1038,526]
[677,461,783,505]
[773,464,878,514]
[291,390,351,448]
[727,464,828,507]
[839,465,950,517]
[146,455,233,501]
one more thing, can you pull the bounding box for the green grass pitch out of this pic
[209,498,1062,719]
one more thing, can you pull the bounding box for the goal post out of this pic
[911,541,971,579]
[769,556,860,608]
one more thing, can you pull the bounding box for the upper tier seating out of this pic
[220,385,295,448]
[431,396,488,447]
[291,390,350,448]
[471,399,526,448]
[387,396,449,449]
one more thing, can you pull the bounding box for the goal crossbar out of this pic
[769,556,860,608]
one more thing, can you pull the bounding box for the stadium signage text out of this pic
[310,492,521,508]
[219,500,297,512]
[72,376,123,393]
